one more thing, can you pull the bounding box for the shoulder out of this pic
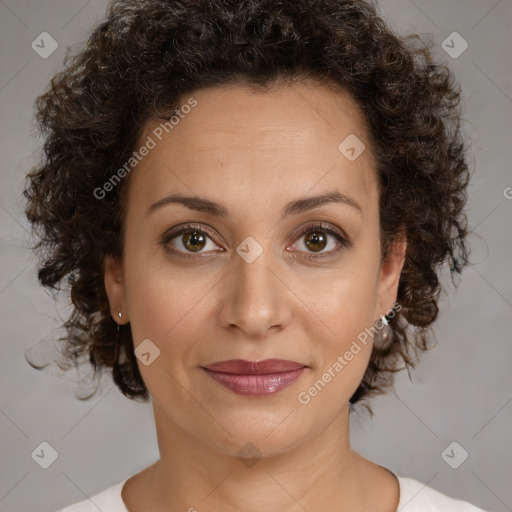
[396,475,489,511]
[55,478,128,512]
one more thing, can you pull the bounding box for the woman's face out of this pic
[105,81,405,455]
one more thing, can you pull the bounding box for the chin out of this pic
[198,416,306,460]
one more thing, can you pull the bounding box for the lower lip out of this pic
[202,367,307,396]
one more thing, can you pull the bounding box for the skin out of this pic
[104,79,406,512]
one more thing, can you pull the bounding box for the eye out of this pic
[160,222,352,261]
[287,222,351,260]
[161,223,222,259]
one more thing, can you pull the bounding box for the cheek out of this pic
[125,263,208,348]
[292,275,377,407]
[291,246,380,399]
[313,278,375,373]
[295,244,380,341]
[123,266,211,401]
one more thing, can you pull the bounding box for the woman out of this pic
[24,0,487,510]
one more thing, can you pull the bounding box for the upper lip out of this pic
[202,359,307,375]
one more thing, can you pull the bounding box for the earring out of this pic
[117,311,122,332]
[373,315,393,350]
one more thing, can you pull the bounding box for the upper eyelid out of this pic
[290,222,347,240]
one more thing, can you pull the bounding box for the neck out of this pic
[139,401,372,512]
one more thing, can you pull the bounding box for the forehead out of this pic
[127,81,377,219]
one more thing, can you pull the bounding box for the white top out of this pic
[56,468,489,512]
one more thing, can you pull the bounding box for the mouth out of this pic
[203,358,307,374]
[201,359,308,396]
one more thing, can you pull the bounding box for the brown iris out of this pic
[182,231,207,252]
[304,231,327,252]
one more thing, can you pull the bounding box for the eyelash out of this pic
[160,222,352,261]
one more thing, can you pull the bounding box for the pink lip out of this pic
[202,359,308,396]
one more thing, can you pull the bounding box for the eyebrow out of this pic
[148,189,363,219]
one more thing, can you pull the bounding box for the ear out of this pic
[104,254,129,324]
[375,237,407,320]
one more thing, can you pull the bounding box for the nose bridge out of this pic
[219,236,289,335]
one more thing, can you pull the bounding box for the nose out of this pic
[217,243,291,338]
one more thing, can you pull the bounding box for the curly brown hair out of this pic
[23,0,471,414]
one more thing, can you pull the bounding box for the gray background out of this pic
[0,1,511,511]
